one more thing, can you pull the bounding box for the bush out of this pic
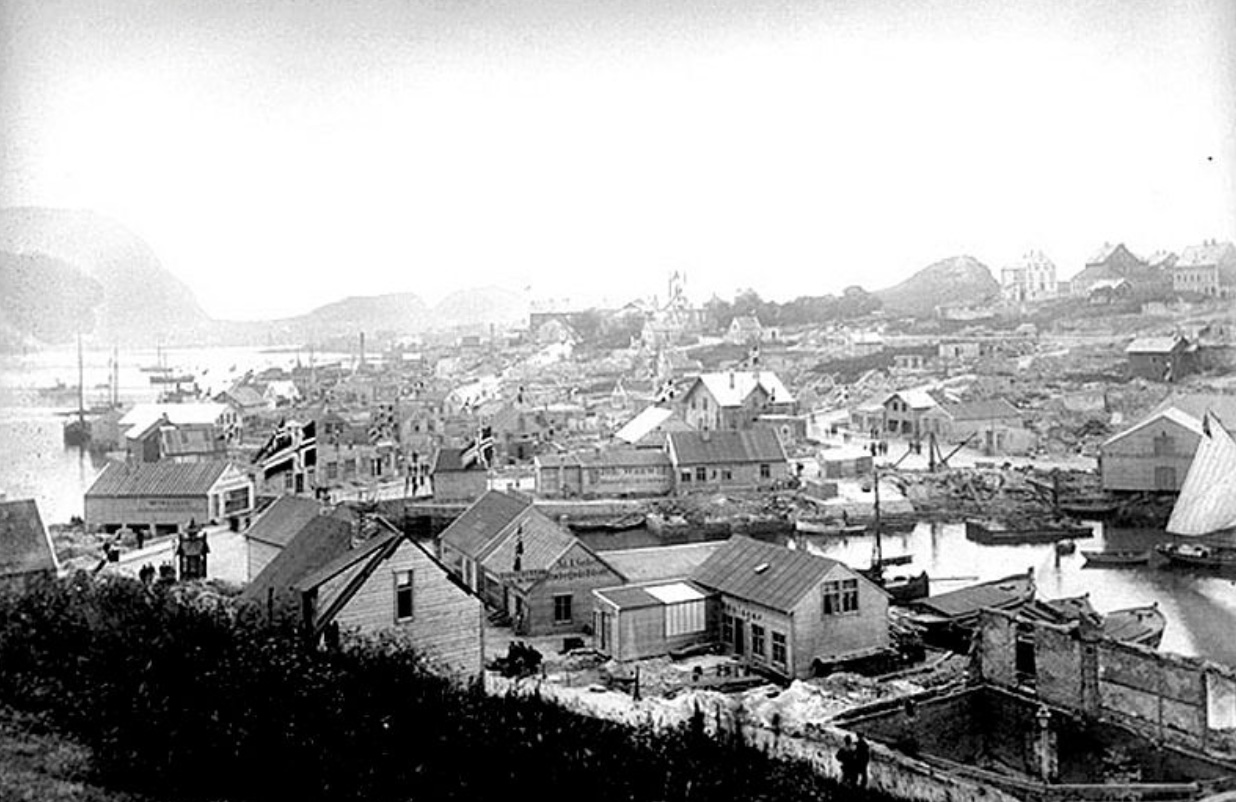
[0,573,878,802]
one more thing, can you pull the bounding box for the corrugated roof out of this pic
[86,460,235,498]
[242,514,357,602]
[691,535,840,613]
[911,572,1033,618]
[696,371,795,408]
[438,490,531,559]
[1167,413,1236,536]
[601,541,726,584]
[0,500,58,577]
[245,495,328,548]
[614,406,674,444]
[668,429,787,466]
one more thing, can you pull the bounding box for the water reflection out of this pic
[584,520,1236,664]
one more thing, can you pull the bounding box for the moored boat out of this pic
[567,512,647,533]
[897,569,1036,652]
[1080,549,1150,567]
[793,515,866,536]
[964,518,1093,545]
[1159,410,1236,570]
[1102,604,1166,649]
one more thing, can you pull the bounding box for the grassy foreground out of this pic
[0,573,890,802]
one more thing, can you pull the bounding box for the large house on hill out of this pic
[1171,240,1236,299]
[680,371,796,432]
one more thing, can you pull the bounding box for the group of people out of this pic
[867,440,890,456]
[837,734,871,788]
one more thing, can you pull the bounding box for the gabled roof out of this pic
[885,388,939,410]
[218,385,265,408]
[667,428,787,466]
[241,514,357,602]
[432,447,484,473]
[535,449,671,469]
[1175,241,1236,269]
[693,371,795,407]
[479,511,579,575]
[601,541,726,584]
[1150,394,1236,430]
[1086,242,1140,267]
[438,490,532,559]
[0,500,59,578]
[1101,407,1204,448]
[1126,336,1187,355]
[245,495,329,548]
[86,460,237,498]
[691,535,844,613]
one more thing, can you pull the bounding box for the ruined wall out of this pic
[977,610,1016,686]
[1036,623,1086,710]
[1096,641,1207,748]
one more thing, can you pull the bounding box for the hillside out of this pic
[876,255,999,317]
[0,208,209,347]
[251,292,432,344]
[431,285,528,330]
[0,252,104,350]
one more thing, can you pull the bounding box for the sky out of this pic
[1,0,1234,320]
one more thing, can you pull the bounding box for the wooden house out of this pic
[691,536,889,679]
[666,428,789,492]
[919,398,1034,455]
[1171,240,1236,299]
[430,446,489,503]
[294,519,484,678]
[680,371,796,432]
[437,491,624,637]
[0,499,60,594]
[1126,335,1195,382]
[244,495,350,581]
[612,405,694,449]
[533,448,673,498]
[85,460,255,537]
[1100,396,1236,493]
[593,581,715,662]
[882,388,941,439]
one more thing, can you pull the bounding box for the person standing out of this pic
[855,735,871,788]
[837,735,856,787]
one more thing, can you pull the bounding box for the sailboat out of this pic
[857,465,930,602]
[62,334,92,447]
[1156,411,1236,569]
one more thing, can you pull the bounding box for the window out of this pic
[771,632,787,666]
[553,594,573,624]
[722,469,733,481]
[823,579,859,616]
[1153,432,1175,456]
[665,600,706,637]
[395,570,414,620]
[1015,622,1036,684]
[325,462,338,480]
[696,466,707,482]
[721,613,734,644]
[751,624,766,658]
[681,470,692,483]
[759,463,771,479]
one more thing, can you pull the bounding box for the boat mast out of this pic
[76,333,85,426]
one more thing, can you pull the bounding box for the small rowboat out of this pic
[794,516,866,536]
[1102,604,1166,648]
[1080,549,1150,567]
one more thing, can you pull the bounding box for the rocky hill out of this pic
[0,208,210,347]
[876,255,999,317]
[0,251,104,350]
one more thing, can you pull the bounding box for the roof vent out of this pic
[754,562,770,574]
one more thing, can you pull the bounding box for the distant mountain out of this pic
[0,251,104,349]
[0,208,209,347]
[431,285,528,330]
[255,293,431,344]
[876,255,999,317]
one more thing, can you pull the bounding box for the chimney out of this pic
[729,371,735,389]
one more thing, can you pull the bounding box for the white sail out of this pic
[1166,412,1236,537]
